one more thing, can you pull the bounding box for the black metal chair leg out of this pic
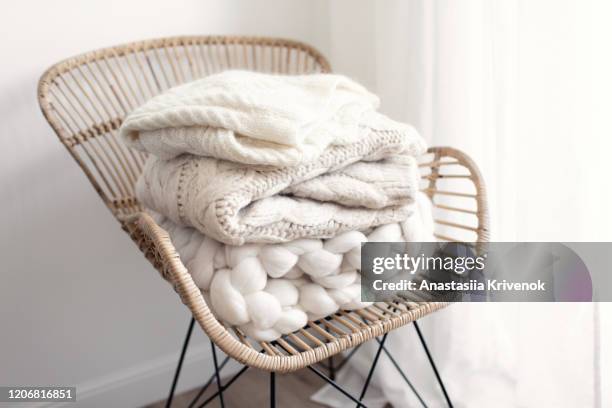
[187,356,230,408]
[308,365,368,408]
[210,340,226,408]
[166,317,195,408]
[179,321,450,408]
[328,355,336,380]
[374,337,428,408]
[356,333,388,407]
[413,321,453,408]
[270,372,276,408]
[197,365,250,408]
[334,343,362,372]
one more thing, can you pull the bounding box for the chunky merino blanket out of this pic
[155,192,434,341]
[120,71,433,340]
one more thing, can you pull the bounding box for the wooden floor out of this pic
[145,367,327,407]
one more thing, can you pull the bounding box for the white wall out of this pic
[0,1,327,406]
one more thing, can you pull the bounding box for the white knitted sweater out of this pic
[120,70,399,167]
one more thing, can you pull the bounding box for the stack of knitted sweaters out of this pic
[120,71,434,341]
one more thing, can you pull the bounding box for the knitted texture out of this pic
[119,70,422,167]
[157,192,435,341]
[136,129,423,245]
[129,71,427,244]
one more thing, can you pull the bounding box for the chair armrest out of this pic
[424,146,490,245]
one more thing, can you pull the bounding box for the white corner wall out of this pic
[0,1,328,406]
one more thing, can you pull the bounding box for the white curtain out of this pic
[313,1,612,406]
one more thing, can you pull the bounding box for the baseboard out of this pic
[39,343,241,408]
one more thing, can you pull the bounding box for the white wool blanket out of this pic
[157,192,435,342]
[120,70,418,167]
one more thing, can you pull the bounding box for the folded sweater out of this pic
[119,70,419,167]
[136,129,422,245]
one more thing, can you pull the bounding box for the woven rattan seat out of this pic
[38,36,489,375]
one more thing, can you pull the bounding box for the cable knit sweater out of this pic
[136,135,422,245]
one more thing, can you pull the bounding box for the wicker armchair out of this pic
[38,36,488,407]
